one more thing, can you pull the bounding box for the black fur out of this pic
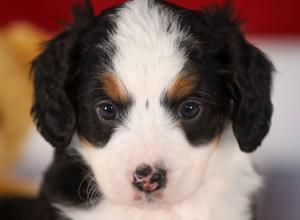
[197,4,273,152]
[41,149,101,207]
[31,1,123,149]
[31,29,77,149]
[27,1,274,219]
[161,3,273,152]
[0,198,39,220]
[32,1,272,152]
[30,0,95,149]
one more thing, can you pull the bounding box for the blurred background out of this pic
[0,0,299,219]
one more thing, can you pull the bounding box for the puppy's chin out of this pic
[132,190,167,208]
[107,189,182,208]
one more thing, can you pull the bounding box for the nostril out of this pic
[135,182,145,191]
[150,172,163,183]
[151,169,166,185]
[135,164,152,178]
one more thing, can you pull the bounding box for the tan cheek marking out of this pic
[99,73,128,103]
[167,73,199,101]
[212,135,221,147]
[79,136,93,149]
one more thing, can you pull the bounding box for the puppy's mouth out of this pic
[133,190,164,202]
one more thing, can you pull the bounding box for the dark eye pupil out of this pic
[180,102,200,119]
[184,104,194,112]
[97,102,118,120]
[104,105,114,113]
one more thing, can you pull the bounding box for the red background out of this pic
[0,0,299,35]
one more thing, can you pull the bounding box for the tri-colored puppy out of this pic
[31,0,273,219]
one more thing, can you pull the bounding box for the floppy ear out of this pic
[31,0,94,148]
[202,4,274,152]
[31,31,76,149]
[229,37,273,152]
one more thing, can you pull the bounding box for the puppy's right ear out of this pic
[31,0,95,148]
[31,30,77,149]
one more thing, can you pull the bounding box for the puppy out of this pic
[31,0,273,219]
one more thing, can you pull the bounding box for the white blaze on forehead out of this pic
[110,0,190,102]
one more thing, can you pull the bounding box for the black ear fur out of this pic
[31,31,77,149]
[72,0,95,28]
[230,37,273,152]
[31,0,95,148]
[202,3,273,152]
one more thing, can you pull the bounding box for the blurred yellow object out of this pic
[0,23,49,196]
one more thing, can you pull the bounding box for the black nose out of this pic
[132,164,167,193]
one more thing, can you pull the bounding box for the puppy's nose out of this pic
[132,164,167,193]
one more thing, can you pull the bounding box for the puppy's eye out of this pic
[96,101,119,121]
[179,100,201,119]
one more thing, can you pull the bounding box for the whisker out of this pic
[77,173,94,202]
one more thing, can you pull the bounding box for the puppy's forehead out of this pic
[105,0,190,101]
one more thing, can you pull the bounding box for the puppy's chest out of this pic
[59,195,247,220]
[61,201,210,220]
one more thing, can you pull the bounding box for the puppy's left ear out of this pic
[202,4,274,152]
[229,37,273,152]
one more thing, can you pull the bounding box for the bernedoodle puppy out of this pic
[30,0,273,219]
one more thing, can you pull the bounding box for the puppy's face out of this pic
[77,57,224,205]
[32,0,273,207]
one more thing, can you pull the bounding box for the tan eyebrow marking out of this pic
[166,73,199,101]
[99,73,128,103]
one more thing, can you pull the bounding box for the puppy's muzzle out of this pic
[132,164,167,193]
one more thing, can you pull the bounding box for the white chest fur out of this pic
[60,188,252,220]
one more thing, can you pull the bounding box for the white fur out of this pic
[59,127,261,220]
[57,1,261,219]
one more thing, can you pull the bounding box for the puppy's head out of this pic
[32,0,273,206]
